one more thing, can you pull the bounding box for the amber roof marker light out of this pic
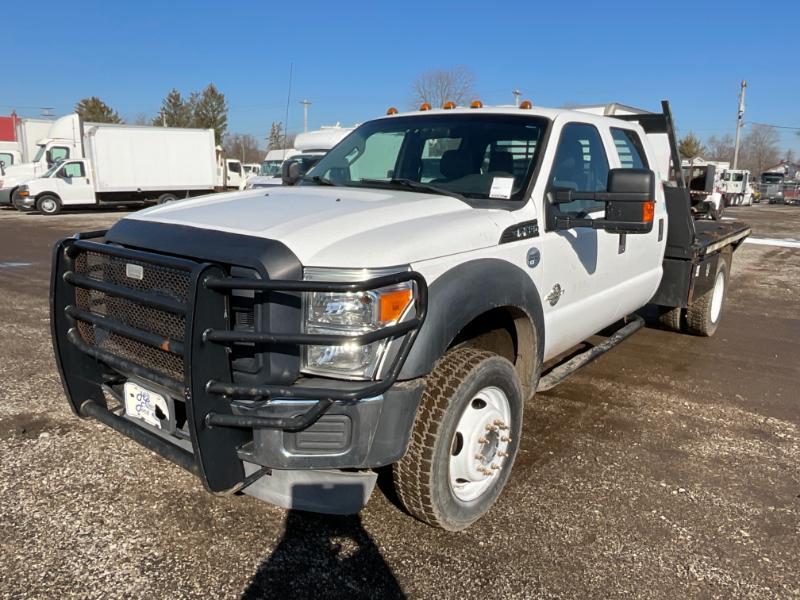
[442,101,456,110]
[419,102,431,111]
[386,107,398,115]
[519,100,533,109]
[470,100,483,108]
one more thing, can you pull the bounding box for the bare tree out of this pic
[705,134,735,163]
[223,133,262,163]
[740,124,780,175]
[410,66,476,109]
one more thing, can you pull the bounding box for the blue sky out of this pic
[4,0,799,152]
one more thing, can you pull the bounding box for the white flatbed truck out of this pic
[51,100,749,530]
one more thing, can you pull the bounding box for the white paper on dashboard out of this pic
[489,177,514,199]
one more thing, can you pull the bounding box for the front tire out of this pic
[157,193,179,204]
[36,195,62,215]
[686,254,729,336]
[393,348,523,531]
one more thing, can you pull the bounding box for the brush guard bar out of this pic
[51,231,427,493]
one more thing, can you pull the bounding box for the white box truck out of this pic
[0,114,83,205]
[17,124,218,214]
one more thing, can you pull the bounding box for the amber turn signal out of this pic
[379,288,413,323]
[642,201,655,223]
[470,100,483,108]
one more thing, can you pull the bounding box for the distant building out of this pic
[762,161,800,181]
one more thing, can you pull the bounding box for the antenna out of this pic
[283,63,293,152]
[512,89,521,107]
[299,99,311,133]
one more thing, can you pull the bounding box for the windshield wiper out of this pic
[302,175,340,186]
[359,178,465,201]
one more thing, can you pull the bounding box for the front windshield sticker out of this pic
[489,177,514,199]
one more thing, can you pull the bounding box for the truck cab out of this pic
[0,113,82,206]
[18,159,93,214]
[51,101,749,531]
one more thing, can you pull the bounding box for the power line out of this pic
[748,121,800,131]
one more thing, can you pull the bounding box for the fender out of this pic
[400,258,545,382]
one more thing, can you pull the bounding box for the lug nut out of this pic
[491,463,500,470]
[474,453,485,460]
[497,451,509,458]
[501,436,512,443]
[485,424,498,431]
[478,436,488,444]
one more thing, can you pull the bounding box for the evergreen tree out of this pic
[153,89,194,127]
[75,97,123,123]
[193,83,228,144]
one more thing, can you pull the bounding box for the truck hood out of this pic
[124,186,504,267]
[0,163,36,188]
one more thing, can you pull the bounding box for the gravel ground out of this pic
[0,204,798,599]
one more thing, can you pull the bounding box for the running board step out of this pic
[537,315,644,392]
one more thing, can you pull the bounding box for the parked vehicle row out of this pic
[0,113,246,214]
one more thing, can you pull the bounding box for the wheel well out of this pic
[449,306,537,396]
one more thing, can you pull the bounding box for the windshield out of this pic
[41,160,66,178]
[32,145,45,163]
[306,114,548,202]
[260,160,283,176]
[761,173,783,183]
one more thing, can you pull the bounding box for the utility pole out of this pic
[299,99,311,132]
[732,80,747,169]
[512,89,521,107]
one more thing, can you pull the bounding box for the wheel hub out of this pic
[449,386,512,502]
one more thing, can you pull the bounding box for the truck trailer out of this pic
[18,124,219,214]
[51,100,749,530]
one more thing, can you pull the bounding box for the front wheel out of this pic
[36,195,62,215]
[393,348,524,531]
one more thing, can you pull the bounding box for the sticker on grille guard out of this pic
[126,263,144,280]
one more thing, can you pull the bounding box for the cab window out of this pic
[610,128,648,169]
[48,146,70,164]
[550,122,610,214]
[60,162,85,178]
[0,152,14,167]
[228,161,242,174]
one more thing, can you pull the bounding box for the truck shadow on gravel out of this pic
[242,486,405,600]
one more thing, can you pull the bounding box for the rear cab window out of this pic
[610,128,649,169]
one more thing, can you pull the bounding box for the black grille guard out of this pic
[51,230,428,493]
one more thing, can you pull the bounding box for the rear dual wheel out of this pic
[686,254,729,337]
[393,348,523,531]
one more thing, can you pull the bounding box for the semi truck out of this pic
[18,124,219,214]
[51,100,749,531]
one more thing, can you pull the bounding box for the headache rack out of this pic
[51,231,427,493]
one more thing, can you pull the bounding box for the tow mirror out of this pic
[281,159,302,186]
[551,168,656,234]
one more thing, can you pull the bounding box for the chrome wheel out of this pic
[449,386,512,502]
[40,198,57,213]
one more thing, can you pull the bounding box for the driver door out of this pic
[538,120,623,359]
[54,161,93,205]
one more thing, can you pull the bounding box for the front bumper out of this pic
[51,231,427,500]
[0,187,12,206]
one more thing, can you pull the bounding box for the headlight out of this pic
[301,267,415,380]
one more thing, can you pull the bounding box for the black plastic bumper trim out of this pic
[205,399,333,432]
[68,238,196,271]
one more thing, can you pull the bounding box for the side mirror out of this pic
[282,159,302,186]
[552,168,656,234]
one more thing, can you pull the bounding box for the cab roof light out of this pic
[386,107,398,115]
[470,100,483,108]
[519,100,533,109]
[419,102,431,111]
[442,101,456,110]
